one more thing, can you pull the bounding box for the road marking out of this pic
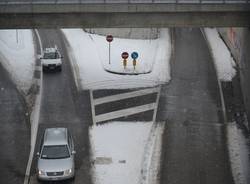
[90,86,161,124]
[95,103,156,123]
[90,90,97,126]
[35,65,41,71]
[93,87,159,105]
[153,87,161,123]
[35,29,43,54]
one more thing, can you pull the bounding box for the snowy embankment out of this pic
[0,30,35,93]
[90,122,164,184]
[62,29,171,90]
[204,28,236,81]
[227,122,250,184]
[204,28,249,184]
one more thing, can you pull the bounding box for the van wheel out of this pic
[58,66,62,72]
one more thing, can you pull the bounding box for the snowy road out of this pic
[26,29,166,184]
[28,29,92,184]
[0,27,238,184]
[158,28,234,184]
[0,62,30,184]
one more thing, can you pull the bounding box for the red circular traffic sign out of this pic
[106,35,113,42]
[121,52,129,59]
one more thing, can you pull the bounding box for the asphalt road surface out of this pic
[0,62,30,184]
[158,28,234,184]
[29,29,92,184]
[240,29,250,129]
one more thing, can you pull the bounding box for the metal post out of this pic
[109,42,111,64]
[90,90,96,126]
[16,29,18,44]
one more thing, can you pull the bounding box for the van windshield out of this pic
[41,145,70,159]
[43,52,59,59]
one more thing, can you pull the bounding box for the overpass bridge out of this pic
[0,0,250,28]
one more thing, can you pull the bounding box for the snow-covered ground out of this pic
[62,29,171,90]
[62,29,170,184]
[204,28,236,81]
[0,30,35,93]
[227,122,250,184]
[90,121,164,184]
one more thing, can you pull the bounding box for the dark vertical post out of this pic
[109,42,111,65]
[16,29,18,44]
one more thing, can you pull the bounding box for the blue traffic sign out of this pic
[131,52,139,59]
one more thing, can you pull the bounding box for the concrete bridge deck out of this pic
[0,0,250,28]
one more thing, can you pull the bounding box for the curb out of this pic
[23,29,43,184]
[201,28,247,184]
[104,68,151,75]
[200,28,227,122]
[60,30,82,91]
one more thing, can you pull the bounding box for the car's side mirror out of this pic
[72,150,76,155]
[61,56,63,59]
[38,54,42,59]
[36,152,40,157]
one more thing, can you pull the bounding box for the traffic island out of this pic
[103,51,153,75]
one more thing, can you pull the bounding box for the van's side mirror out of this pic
[36,152,40,157]
[72,150,76,155]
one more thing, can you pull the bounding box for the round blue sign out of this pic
[131,52,139,59]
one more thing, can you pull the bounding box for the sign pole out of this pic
[16,29,18,44]
[121,52,129,70]
[109,42,111,64]
[106,35,113,65]
[131,52,139,70]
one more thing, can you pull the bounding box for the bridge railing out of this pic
[0,0,249,4]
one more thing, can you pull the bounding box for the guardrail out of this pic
[0,0,249,4]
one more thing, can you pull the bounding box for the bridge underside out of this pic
[0,3,250,28]
[1,12,250,28]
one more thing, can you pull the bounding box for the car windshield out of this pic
[41,145,70,159]
[43,52,59,59]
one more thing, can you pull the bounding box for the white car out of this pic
[41,47,62,72]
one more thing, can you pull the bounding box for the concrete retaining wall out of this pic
[84,28,159,39]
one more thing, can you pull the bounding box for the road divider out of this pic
[24,29,43,184]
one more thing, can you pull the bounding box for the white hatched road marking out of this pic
[94,87,160,105]
[90,86,161,124]
[95,103,156,123]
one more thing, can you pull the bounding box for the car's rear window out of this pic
[43,52,59,59]
[41,145,70,159]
